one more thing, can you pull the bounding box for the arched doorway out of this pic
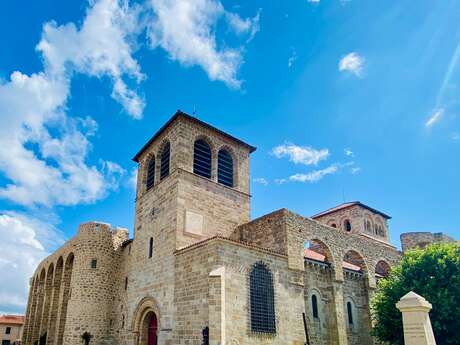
[132,296,161,345]
[144,312,158,345]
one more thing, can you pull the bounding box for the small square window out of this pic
[5,327,11,334]
[90,259,97,269]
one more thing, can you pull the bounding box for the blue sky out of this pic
[0,0,459,314]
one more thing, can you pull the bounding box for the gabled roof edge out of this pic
[132,110,257,162]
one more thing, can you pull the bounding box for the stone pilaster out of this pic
[331,280,348,345]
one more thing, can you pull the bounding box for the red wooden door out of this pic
[147,313,158,345]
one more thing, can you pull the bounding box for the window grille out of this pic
[160,142,170,180]
[249,262,276,334]
[217,149,233,187]
[146,157,155,190]
[193,140,212,178]
[5,327,11,334]
[347,302,353,324]
[311,295,319,318]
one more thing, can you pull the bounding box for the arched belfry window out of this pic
[347,301,354,325]
[311,294,319,319]
[249,262,276,334]
[146,157,155,190]
[148,237,153,258]
[344,219,352,232]
[160,142,170,180]
[217,149,233,187]
[193,139,212,178]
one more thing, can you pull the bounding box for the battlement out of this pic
[77,221,129,249]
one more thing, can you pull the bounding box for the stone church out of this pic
[22,111,401,345]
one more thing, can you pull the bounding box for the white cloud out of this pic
[339,52,364,77]
[0,0,142,207]
[272,143,329,166]
[350,167,361,174]
[0,212,64,314]
[288,48,297,68]
[128,167,138,190]
[147,0,259,88]
[344,148,354,157]
[289,165,338,183]
[452,132,460,141]
[100,160,127,190]
[253,177,268,186]
[307,0,321,3]
[226,11,260,41]
[37,0,145,119]
[425,108,444,128]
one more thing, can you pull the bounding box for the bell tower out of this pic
[132,110,256,250]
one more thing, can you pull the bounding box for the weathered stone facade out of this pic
[0,315,24,345]
[22,111,401,345]
[400,232,457,251]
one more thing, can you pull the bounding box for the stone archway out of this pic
[132,297,161,345]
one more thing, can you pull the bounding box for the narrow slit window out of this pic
[146,157,155,190]
[347,302,353,325]
[218,149,233,187]
[90,259,97,269]
[193,140,212,178]
[160,142,170,180]
[148,237,153,258]
[311,295,319,319]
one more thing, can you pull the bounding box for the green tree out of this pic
[371,243,460,345]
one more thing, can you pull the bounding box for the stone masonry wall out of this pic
[22,222,128,345]
[0,322,23,343]
[175,237,306,345]
[400,232,457,251]
[313,205,390,242]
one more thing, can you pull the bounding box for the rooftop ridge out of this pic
[311,201,391,220]
[132,110,257,162]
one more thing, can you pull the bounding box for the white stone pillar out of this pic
[396,291,437,345]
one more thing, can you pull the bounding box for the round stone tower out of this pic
[63,222,128,345]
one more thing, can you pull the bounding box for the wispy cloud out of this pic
[425,108,444,128]
[344,148,354,157]
[253,177,268,186]
[147,0,260,89]
[288,48,297,68]
[451,132,460,141]
[350,167,361,175]
[289,165,338,183]
[0,212,65,313]
[339,52,365,77]
[272,143,329,166]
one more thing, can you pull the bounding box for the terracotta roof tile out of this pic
[304,249,362,272]
[0,315,25,325]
